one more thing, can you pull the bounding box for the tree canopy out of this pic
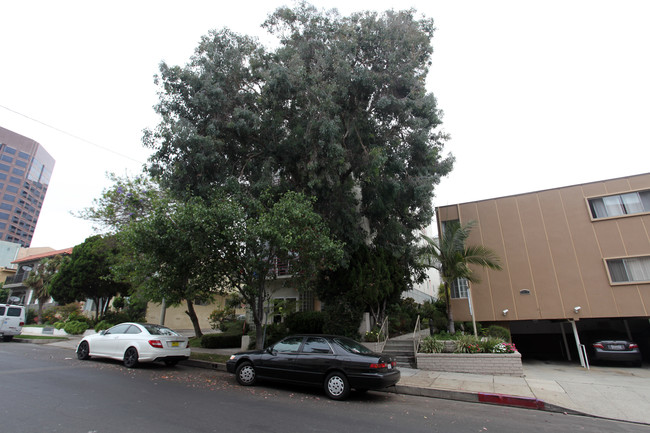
[144,3,453,267]
[49,235,130,319]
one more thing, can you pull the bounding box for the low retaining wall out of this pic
[416,352,523,376]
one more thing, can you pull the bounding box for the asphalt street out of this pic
[0,342,647,433]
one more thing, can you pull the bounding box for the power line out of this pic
[0,104,147,165]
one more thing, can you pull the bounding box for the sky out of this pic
[1,0,649,250]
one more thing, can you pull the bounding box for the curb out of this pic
[179,358,581,415]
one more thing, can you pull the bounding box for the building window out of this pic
[589,190,650,219]
[18,151,30,160]
[450,278,469,299]
[607,256,650,283]
[4,146,16,155]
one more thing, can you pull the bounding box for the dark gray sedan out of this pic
[226,335,400,400]
[591,339,642,366]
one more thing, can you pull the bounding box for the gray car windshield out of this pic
[333,337,373,354]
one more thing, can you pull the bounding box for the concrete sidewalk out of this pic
[30,336,650,425]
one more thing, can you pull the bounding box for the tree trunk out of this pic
[185,299,203,338]
[37,302,44,325]
[444,282,456,334]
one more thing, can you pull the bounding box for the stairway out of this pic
[382,338,417,368]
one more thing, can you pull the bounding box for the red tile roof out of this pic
[12,247,74,264]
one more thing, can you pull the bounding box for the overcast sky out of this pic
[1,1,649,250]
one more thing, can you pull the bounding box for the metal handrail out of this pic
[412,315,421,355]
[378,316,389,352]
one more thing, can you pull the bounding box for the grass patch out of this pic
[18,335,68,340]
[188,337,203,348]
[189,352,230,363]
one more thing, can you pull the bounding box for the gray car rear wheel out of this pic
[324,371,350,400]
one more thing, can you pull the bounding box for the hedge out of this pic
[201,333,241,349]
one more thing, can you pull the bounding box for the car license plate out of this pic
[387,364,392,369]
[171,341,179,347]
[609,344,624,350]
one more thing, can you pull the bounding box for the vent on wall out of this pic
[520,289,531,295]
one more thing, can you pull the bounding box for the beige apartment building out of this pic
[436,173,650,362]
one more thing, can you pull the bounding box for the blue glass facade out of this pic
[0,127,55,247]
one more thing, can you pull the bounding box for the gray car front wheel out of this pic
[236,362,257,386]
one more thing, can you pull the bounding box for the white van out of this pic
[0,304,26,341]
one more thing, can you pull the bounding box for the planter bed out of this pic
[416,352,523,376]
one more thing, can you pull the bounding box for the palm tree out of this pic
[423,220,502,334]
[24,256,66,324]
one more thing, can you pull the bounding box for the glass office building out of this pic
[0,126,55,247]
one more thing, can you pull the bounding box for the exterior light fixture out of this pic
[574,306,581,313]
[502,309,509,316]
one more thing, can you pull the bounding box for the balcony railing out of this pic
[4,271,29,285]
[269,258,294,277]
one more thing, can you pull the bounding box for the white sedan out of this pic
[76,322,190,368]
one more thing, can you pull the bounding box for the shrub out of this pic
[94,320,113,333]
[26,309,38,324]
[208,308,232,331]
[420,336,444,353]
[64,321,89,335]
[479,336,504,353]
[484,325,511,341]
[201,333,241,349]
[464,321,483,335]
[454,334,482,353]
[221,320,246,336]
[101,311,131,325]
[54,321,65,330]
[67,311,91,325]
[41,306,60,325]
[493,342,517,353]
[285,311,325,334]
[364,328,381,342]
[322,301,362,340]
[247,323,290,349]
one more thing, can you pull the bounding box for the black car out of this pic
[226,335,400,400]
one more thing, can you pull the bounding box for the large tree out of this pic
[423,221,502,334]
[49,235,130,320]
[123,190,342,345]
[144,3,453,300]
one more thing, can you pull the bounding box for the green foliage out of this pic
[200,333,241,349]
[420,336,444,353]
[208,308,233,331]
[454,334,482,353]
[145,4,454,339]
[321,299,363,340]
[26,309,37,325]
[479,336,504,353]
[422,220,502,333]
[285,311,324,334]
[364,328,382,342]
[484,325,511,341]
[247,323,290,350]
[221,321,246,336]
[387,297,420,336]
[76,173,164,233]
[54,322,65,330]
[94,320,113,332]
[49,235,129,320]
[464,321,483,336]
[64,321,89,335]
[111,296,126,310]
[0,285,8,303]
